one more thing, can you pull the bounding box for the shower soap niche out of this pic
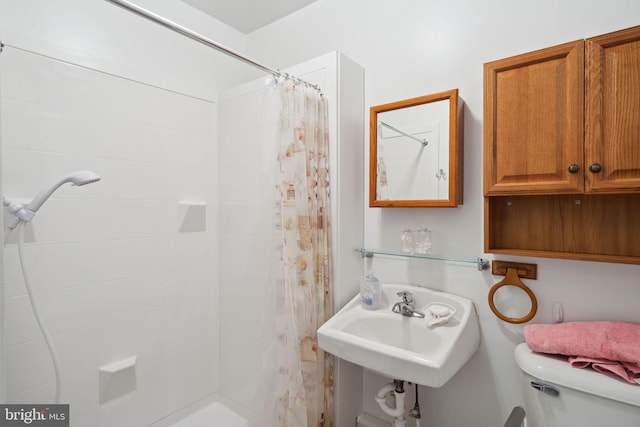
[99,356,137,404]
[178,201,207,232]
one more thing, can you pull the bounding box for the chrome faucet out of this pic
[392,291,425,318]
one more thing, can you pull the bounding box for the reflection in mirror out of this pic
[370,89,462,207]
[377,101,448,200]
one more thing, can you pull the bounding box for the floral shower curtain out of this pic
[249,80,334,427]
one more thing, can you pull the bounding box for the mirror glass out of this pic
[370,89,462,207]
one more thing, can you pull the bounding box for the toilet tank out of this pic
[514,343,640,427]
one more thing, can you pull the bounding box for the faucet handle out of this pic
[397,291,414,304]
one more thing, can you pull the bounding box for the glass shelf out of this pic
[356,248,490,271]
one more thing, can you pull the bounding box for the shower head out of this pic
[64,170,100,186]
[27,170,101,213]
[4,170,101,229]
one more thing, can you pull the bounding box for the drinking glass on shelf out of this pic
[414,226,432,255]
[400,228,414,253]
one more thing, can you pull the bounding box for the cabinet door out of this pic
[484,40,584,195]
[586,26,640,193]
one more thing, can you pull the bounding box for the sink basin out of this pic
[318,283,480,387]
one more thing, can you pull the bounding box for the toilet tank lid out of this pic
[515,343,640,409]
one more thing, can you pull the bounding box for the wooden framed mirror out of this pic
[369,89,462,207]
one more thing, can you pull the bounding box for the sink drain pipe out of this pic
[408,383,422,427]
[375,380,407,427]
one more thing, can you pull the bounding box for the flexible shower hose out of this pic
[16,221,62,404]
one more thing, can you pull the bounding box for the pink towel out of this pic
[524,321,640,385]
[569,356,640,384]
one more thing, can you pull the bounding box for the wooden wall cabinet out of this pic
[484,39,585,195]
[586,28,640,193]
[484,26,640,264]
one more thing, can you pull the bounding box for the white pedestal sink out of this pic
[318,283,480,387]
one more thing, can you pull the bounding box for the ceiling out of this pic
[182,0,319,34]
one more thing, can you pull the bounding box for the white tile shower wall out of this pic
[1,47,219,426]
[0,0,250,101]
[218,85,272,408]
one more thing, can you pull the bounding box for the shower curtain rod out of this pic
[103,0,321,91]
[379,121,429,146]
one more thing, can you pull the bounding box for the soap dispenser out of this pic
[359,262,382,310]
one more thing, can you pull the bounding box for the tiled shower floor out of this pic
[170,402,246,427]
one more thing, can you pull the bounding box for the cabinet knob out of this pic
[589,163,602,173]
[567,164,580,173]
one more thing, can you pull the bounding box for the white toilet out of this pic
[515,343,640,426]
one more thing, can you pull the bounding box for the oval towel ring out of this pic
[488,268,537,324]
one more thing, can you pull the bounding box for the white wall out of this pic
[247,1,640,425]
[216,70,274,410]
[0,1,252,425]
[0,0,250,100]
[1,45,217,427]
